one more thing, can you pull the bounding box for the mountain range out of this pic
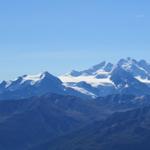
[1,58,150,100]
[1,58,150,150]
[1,94,150,150]
[45,106,150,150]
[60,57,150,97]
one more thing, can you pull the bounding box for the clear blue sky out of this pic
[0,0,150,80]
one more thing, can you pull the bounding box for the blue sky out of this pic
[0,0,150,80]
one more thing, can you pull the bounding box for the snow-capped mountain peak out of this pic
[0,71,88,100]
[0,71,62,92]
[22,71,52,82]
[67,61,114,77]
[8,71,58,86]
[116,58,150,80]
[59,58,150,97]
